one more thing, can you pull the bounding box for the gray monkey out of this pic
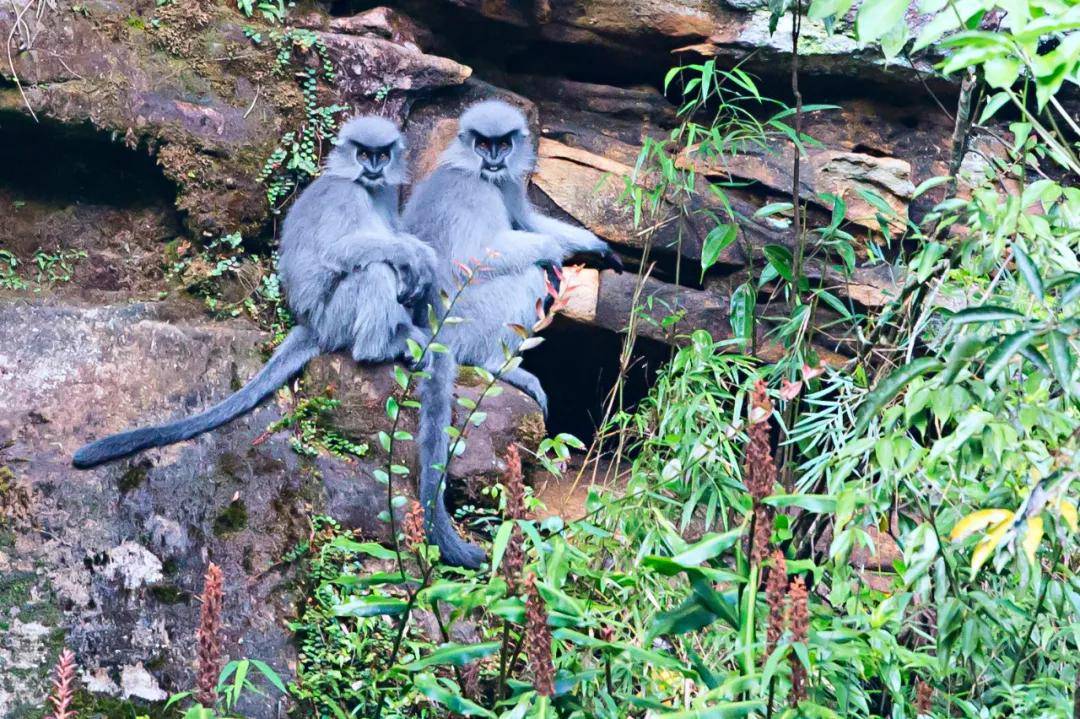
[403,100,623,568]
[73,116,436,469]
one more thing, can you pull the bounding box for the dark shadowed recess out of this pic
[327,0,675,87]
[524,318,670,445]
[0,110,177,208]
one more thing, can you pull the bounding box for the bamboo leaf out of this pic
[1056,500,1078,532]
[853,358,942,436]
[950,509,1014,542]
[941,335,983,384]
[971,519,1012,575]
[948,306,1026,325]
[855,0,909,42]
[404,642,501,671]
[669,529,743,566]
[763,244,795,282]
[701,223,738,275]
[1021,516,1044,564]
[413,674,495,717]
[984,329,1037,382]
[1012,244,1045,299]
[1047,330,1076,396]
[333,596,408,617]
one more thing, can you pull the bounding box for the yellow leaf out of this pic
[1021,516,1044,565]
[950,509,1013,542]
[1056,499,1078,533]
[971,519,1012,575]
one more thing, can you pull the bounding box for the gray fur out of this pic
[404,99,623,569]
[73,116,434,469]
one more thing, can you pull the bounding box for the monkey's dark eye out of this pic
[477,140,489,150]
[379,152,389,162]
[498,141,509,151]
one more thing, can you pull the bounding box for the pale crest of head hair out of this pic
[325,115,407,186]
[458,100,529,139]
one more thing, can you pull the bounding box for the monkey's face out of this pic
[326,116,407,187]
[351,142,398,189]
[470,131,517,181]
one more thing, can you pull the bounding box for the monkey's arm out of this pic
[473,230,564,277]
[322,231,437,304]
[505,189,624,272]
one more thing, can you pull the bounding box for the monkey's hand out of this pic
[393,243,437,306]
[599,247,625,274]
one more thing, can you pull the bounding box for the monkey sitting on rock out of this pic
[404,100,624,568]
[73,116,436,469]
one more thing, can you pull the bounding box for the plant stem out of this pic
[1009,546,1059,685]
[946,69,978,198]
[374,589,420,719]
[497,619,513,700]
[780,0,805,489]
[741,562,760,677]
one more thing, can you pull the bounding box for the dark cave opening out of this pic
[327,0,677,88]
[523,318,671,446]
[0,111,177,208]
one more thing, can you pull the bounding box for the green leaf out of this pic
[983,329,1037,382]
[1012,245,1045,299]
[911,175,951,199]
[762,493,837,513]
[855,0,909,43]
[404,642,501,670]
[853,358,943,436]
[327,537,399,559]
[1019,344,1052,376]
[663,66,681,93]
[649,595,719,638]
[701,223,738,275]
[983,55,1020,88]
[249,659,287,694]
[690,575,740,630]
[763,244,795,282]
[754,202,793,218]
[333,596,408,617]
[979,91,1011,123]
[413,674,495,717]
[948,306,1027,325]
[729,282,755,342]
[1061,277,1080,306]
[807,0,854,21]
[941,334,983,385]
[662,701,765,719]
[1047,330,1076,396]
[670,529,743,566]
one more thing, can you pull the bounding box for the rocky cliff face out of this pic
[0,0,968,714]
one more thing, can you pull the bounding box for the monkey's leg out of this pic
[497,366,549,418]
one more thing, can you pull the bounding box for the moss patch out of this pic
[213,499,248,535]
[71,690,172,719]
[148,583,190,604]
[117,463,149,493]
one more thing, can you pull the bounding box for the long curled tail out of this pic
[417,349,487,568]
[73,326,320,469]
